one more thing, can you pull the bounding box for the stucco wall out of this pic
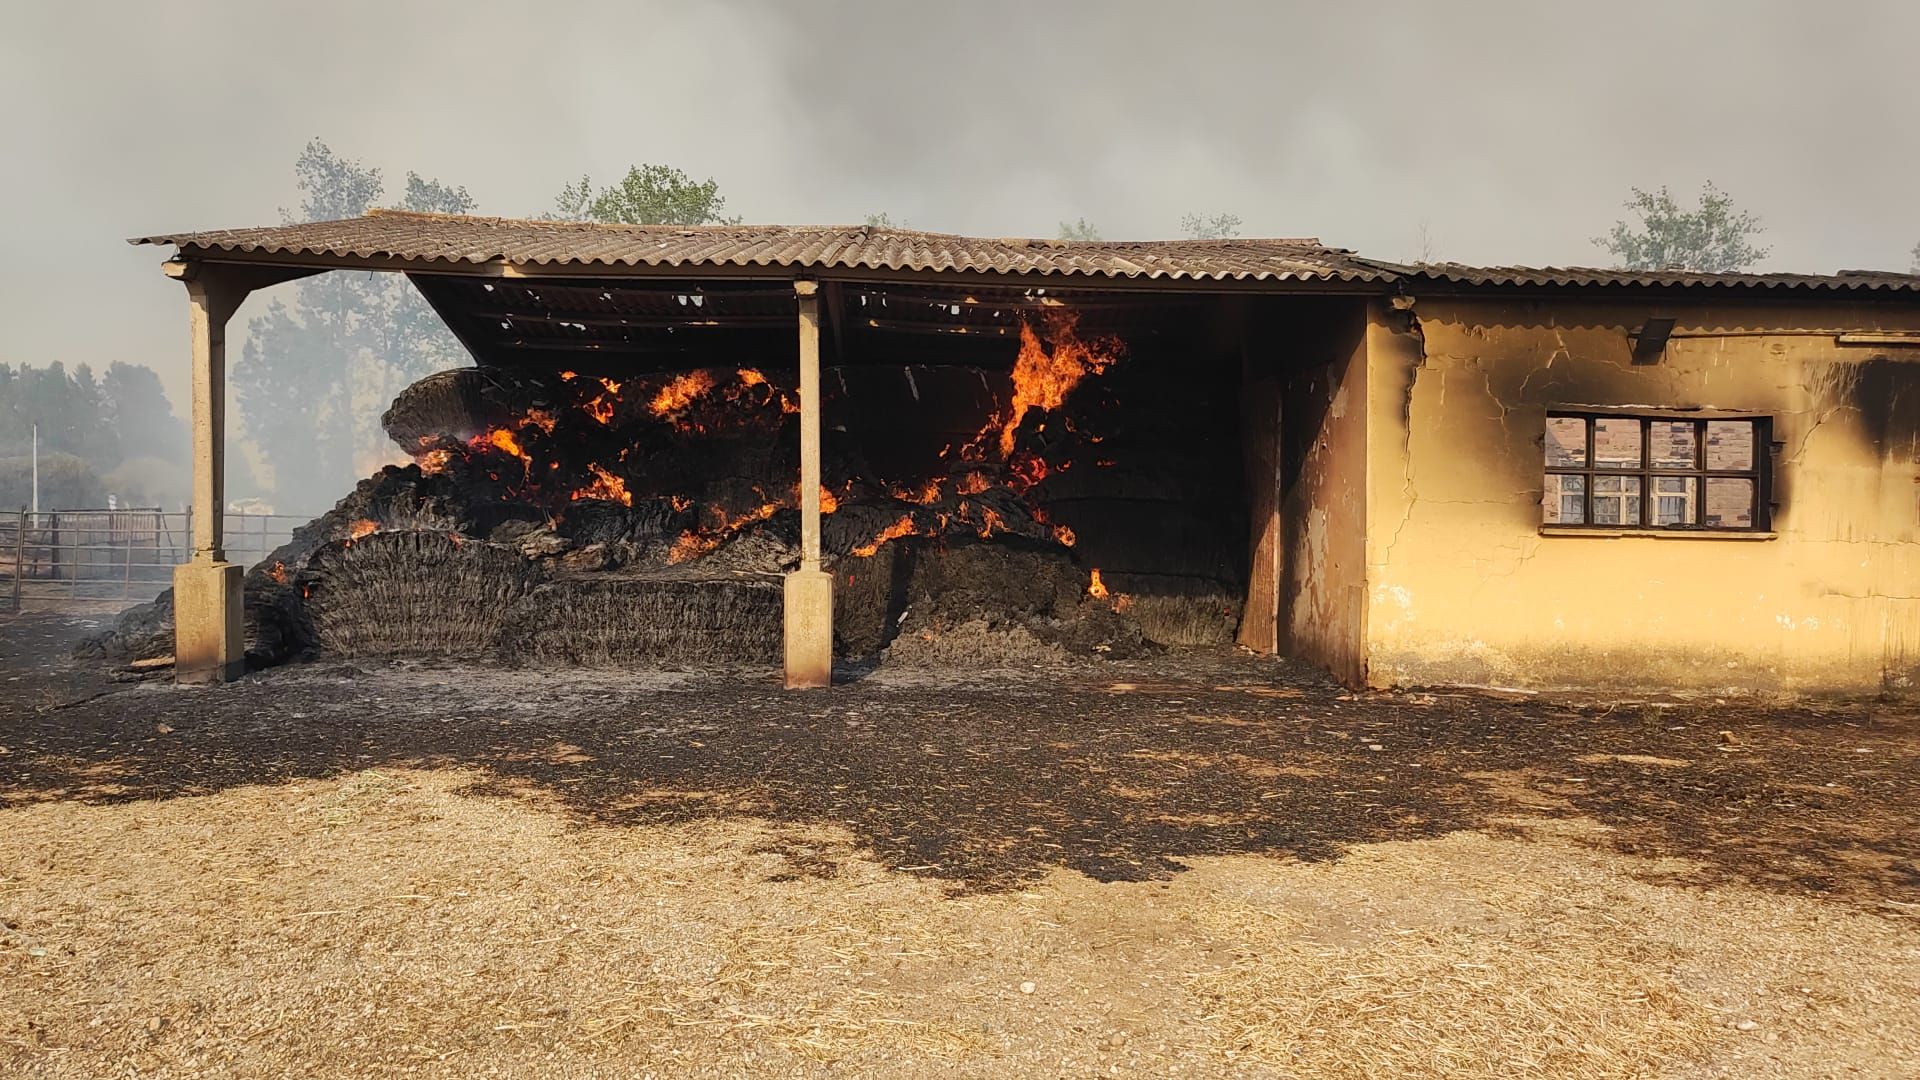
[1268,300,1370,684]
[1364,295,1920,696]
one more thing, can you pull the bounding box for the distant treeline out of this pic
[0,361,186,510]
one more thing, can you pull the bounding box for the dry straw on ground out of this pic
[3,768,1916,1078]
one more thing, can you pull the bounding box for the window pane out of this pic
[1652,476,1697,525]
[1592,475,1642,525]
[1705,477,1755,528]
[1545,417,1587,467]
[1543,474,1585,524]
[1706,420,1756,471]
[1592,418,1643,469]
[1650,421,1696,468]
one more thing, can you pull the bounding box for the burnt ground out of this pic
[5,611,1920,1079]
[3,612,1915,905]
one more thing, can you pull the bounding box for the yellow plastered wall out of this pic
[1362,295,1920,696]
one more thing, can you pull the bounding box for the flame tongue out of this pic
[573,463,632,506]
[649,370,716,417]
[992,310,1121,460]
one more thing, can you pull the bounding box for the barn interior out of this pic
[94,217,1390,681]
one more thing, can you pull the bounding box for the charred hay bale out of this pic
[900,540,1084,622]
[73,590,175,662]
[558,497,691,547]
[501,573,782,666]
[74,570,316,669]
[302,531,542,658]
[833,541,910,659]
[1102,573,1241,647]
[882,611,1070,669]
[382,367,559,449]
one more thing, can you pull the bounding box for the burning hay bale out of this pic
[83,305,1255,673]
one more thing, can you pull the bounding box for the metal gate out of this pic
[1,509,302,611]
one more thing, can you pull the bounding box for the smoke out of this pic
[3,0,1916,492]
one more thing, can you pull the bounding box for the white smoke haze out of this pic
[2,0,1915,502]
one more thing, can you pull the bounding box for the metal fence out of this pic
[1,509,303,610]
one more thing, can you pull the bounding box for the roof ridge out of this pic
[358,209,1330,247]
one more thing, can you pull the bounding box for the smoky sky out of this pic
[3,0,1917,410]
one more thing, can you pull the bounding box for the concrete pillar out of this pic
[167,263,249,684]
[784,279,833,688]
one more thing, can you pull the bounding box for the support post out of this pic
[11,510,23,613]
[169,263,249,684]
[1233,299,1284,655]
[784,279,833,688]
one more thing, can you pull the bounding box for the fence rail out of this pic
[1,509,303,610]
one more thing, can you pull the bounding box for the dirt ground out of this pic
[1,613,1916,1078]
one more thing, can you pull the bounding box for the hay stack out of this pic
[303,531,543,657]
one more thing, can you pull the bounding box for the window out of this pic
[1542,412,1770,531]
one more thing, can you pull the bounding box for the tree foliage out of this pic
[1594,182,1770,273]
[234,139,477,512]
[0,361,186,507]
[1180,212,1242,240]
[1057,218,1102,241]
[549,164,739,225]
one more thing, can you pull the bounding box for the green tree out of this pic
[1180,212,1242,240]
[864,212,906,228]
[549,164,740,225]
[1909,240,1918,274]
[1594,182,1770,273]
[1057,218,1102,241]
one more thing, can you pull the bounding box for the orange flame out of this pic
[585,378,623,425]
[268,561,288,584]
[572,463,632,506]
[955,470,992,496]
[650,370,717,416]
[482,427,526,459]
[1008,454,1050,491]
[346,519,378,541]
[667,501,780,564]
[852,514,919,557]
[416,448,452,475]
[891,479,944,505]
[1088,568,1109,599]
[991,311,1121,459]
[975,506,1008,539]
[1053,525,1077,547]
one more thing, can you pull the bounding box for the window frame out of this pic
[1542,409,1773,533]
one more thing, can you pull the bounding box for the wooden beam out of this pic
[469,310,794,329]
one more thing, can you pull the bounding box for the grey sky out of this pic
[4,0,1917,410]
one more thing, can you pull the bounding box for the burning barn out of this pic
[107,212,1920,697]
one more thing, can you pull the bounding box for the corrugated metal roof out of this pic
[131,210,1387,283]
[1396,261,1920,293]
[130,211,1920,294]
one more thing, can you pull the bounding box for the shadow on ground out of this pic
[2,614,1915,902]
